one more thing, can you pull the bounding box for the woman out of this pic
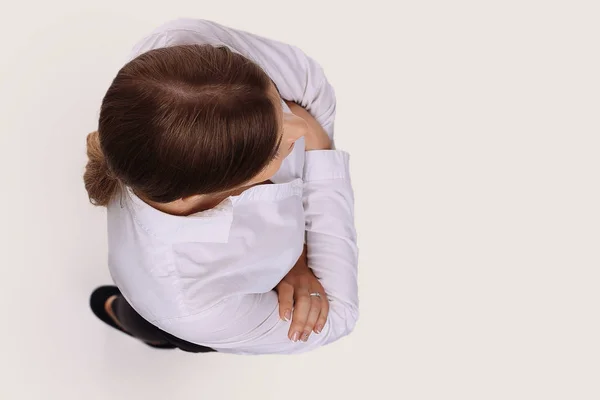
[86,18,358,355]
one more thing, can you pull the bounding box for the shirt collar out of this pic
[122,188,234,244]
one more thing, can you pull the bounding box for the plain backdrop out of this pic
[1,1,598,399]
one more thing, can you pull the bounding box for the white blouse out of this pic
[107,18,358,355]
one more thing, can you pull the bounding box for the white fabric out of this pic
[108,19,358,354]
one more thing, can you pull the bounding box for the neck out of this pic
[141,184,255,216]
[138,180,272,216]
[147,192,230,216]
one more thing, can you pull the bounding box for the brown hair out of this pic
[84,44,281,206]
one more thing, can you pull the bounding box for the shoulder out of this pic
[128,19,231,61]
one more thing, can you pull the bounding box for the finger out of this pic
[277,283,294,322]
[301,295,322,342]
[288,291,311,342]
[314,294,329,334]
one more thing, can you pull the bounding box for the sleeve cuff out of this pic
[303,150,350,182]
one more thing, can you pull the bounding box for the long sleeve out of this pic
[303,151,359,333]
[129,18,336,138]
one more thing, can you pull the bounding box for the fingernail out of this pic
[284,309,292,321]
[291,332,299,342]
[301,332,310,342]
[315,324,323,334]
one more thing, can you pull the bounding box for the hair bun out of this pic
[83,131,119,206]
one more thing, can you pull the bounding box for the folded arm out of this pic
[157,151,357,355]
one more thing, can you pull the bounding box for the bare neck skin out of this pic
[142,182,265,216]
[147,193,229,216]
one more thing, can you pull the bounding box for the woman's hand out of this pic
[276,246,329,342]
[285,101,332,151]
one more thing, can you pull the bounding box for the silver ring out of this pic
[309,292,322,298]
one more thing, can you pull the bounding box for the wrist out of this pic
[305,138,332,152]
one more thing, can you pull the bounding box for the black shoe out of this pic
[90,286,176,349]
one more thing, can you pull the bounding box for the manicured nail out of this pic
[291,332,299,342]
[315,324,323,334]
[301,332,310,342]
[284,309,292,321]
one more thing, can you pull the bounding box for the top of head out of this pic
[98,44,282,204]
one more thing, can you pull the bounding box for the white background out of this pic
[1,1,598,399]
